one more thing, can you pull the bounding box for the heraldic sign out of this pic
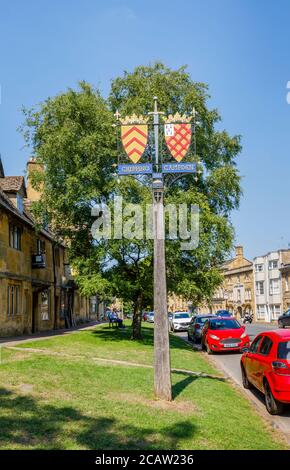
[117,109,195,175]
[164,113,192,162]
[120,114,149,164]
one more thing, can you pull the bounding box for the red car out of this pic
[241,330,290,415]
[202,317,250,354]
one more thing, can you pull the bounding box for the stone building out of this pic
[0,158,96,337]
[280,263,290,313]
[200,246,255,320]
[253,249,290,322]
[167,294,189,313]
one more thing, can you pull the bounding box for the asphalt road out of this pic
[176,323,290,443]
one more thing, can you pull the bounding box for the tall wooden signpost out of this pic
[116,99,196,401]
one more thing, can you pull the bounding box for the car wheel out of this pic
[264,381,284,415]
[278,320,285,329]
[241,365,252,390]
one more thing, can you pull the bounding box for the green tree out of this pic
[21,63,242,340]
[21,81,115,258]
[108,63,241,331]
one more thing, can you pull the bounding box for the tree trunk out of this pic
[131,294,143,340]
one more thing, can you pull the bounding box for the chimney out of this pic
[26,158,44,202]
[235,246,243,259]
[0,155,5,178]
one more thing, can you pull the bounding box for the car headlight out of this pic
[240,332,247,339]
[209,334,220,340]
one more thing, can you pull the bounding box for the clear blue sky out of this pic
[1,0,290,259]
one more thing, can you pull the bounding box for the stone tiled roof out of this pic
[0,187,33,226]
[0,176,26,194]
[0,188,56,242]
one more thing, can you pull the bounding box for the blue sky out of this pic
[0,0,290,259]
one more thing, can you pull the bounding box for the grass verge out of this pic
[0,322,286,450]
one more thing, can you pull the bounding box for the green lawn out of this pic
[0,323,286,450]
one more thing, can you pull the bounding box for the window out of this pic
[256,305,265,320]
[16,194,24,213]
[209,318,241,330]
[245,289,251,301]
[256,281,264,295]
[237,289,241,301]
[278,341,290,360]
[255,264,263,272]
[250,335,263,353]
[286,274,289,292]
[259,336,273,356]
[37,239,46,254]
[269,260,278,270]
[41,290,50,321]
[269,304,281,320]
[8,285,21,316]
[269,278,280,295]
[24,290,30,316]
[9,225,21,250]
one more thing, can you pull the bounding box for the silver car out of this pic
[147,312,154,323]
[170,312,191,332]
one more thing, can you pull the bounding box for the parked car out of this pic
[187,314,213,343]
[169,312,191,332]
[216,310,232,317]
[168,312,173,322]
[147,312,154,323]
[278,309,290,328]
[241,330,290,415]
[201,317,250,354]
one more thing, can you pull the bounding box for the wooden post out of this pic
[153,187,172,401]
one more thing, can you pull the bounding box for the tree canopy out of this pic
[21,63,242,339]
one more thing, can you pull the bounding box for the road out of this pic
[176,323,290,444]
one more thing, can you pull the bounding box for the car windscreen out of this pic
[197,317,211,324]
[209,319,241,330]
[174,313,190,319]
[277,341,290,360]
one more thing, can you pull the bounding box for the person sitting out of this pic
[108,311,117,328]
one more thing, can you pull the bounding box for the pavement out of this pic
[176,323,290,445]
[0,320,102,347]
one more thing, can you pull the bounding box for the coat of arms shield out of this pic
[121,115,149,163]
[164,113,192,162]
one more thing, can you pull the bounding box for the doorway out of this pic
[32,292,38,333]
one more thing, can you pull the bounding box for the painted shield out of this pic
[121,124,148,163]
[164,123,192,162]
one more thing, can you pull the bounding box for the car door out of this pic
[244,335,264,387]
[188,317,196,338]
[202,320,209,345]
[253,336,274,391]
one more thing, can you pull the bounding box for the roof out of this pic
[268,330,290,340]
[257,329,290,340]
[0,187,58,243]
[0,176,27,196]
[0,187,34,227]
[253,249,290,261]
